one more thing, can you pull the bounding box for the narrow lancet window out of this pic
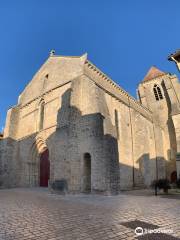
[115,109,119,139]
[153,84,163,101]
[38,100,45,131]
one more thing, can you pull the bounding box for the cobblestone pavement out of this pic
[0,188,179,240]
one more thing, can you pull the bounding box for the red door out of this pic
[40,149,50,187]
[171,171,177,183]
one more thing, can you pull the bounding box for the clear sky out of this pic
[0,0,180,131]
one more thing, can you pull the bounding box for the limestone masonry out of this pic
[0,51,180,194]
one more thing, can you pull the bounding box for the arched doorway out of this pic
[83,153,91,192]
[40,149,50,187]
[170,171,177,183]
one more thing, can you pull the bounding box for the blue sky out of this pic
[0,0,180,130]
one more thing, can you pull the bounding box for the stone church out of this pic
[0,50,180,194]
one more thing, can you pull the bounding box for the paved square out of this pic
[0,188,179,240]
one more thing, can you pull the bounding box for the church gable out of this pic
[18,53,87,106]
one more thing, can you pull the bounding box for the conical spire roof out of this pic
[143,66,165,82]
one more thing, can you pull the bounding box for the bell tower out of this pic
[138,66,169,126]
[137,66,178,180]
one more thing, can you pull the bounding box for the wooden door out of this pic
[40,149,50,187]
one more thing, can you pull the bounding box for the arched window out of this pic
[153,84,163,101]
[38,100,45,131]
[42,74,49,89]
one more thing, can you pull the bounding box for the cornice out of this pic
[84,60,153,121]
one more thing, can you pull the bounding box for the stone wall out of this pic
[80,74,161,190]
[0,137,19,188]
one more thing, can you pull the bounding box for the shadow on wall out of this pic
[0,136,171,192]
[0,88,173,193]
[135,153,167,187]
[118,153,168,190]
[161,81,177,177]
[47,88,120,194]
[0,135,23,188]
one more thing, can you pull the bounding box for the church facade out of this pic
[0,51,180,194]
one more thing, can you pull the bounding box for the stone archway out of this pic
[28,137,50,187]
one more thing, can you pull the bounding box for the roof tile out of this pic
[143,66,165,82]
